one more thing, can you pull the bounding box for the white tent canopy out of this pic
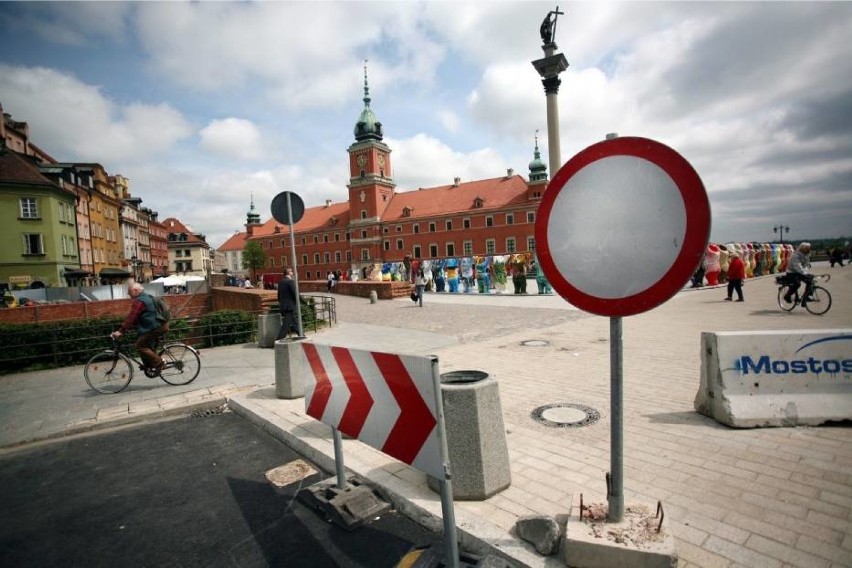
[152,275,185,287]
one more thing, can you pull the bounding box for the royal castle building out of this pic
[241,72,548,284]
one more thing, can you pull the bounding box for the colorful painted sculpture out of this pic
[475,256,491,294]
[718,245,730,284]
[511,253,529,294]
[492,256,508,294]
[446,258,460,293]
[433,259,446,292]
[460,257,475,293]
[703,244,721,286]
[534,254,552,294]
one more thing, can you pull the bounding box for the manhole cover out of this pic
[531,403,601,428]
[521,339,550,347]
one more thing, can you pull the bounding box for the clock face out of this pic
[357,154,366,167]
[378,154,385,167]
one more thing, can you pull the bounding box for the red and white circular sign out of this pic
[535,137,710,317]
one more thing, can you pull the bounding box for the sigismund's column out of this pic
[532,8,569,176]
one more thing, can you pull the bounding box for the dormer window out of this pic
[329,217,338,226]
[473,197,484,209]
[402,207,412,217]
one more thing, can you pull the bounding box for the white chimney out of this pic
[325,199,332,207]
[453,177,460,187]
[506,168,514,178]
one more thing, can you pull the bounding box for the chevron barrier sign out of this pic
[300,342,445,480]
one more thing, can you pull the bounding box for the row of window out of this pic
[258,211,536,250]
[265,235,537,268]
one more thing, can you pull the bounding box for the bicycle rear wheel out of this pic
[158,343,201,385]
[84,350,133,394]
[777,288,796,312]
[804,286,832,315]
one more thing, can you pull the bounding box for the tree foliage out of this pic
[242,240,266,281]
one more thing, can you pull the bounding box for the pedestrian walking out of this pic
[277,268,300,340]
[725,252,745,302]
[414,268,426,307]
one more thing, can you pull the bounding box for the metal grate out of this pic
[191,403,229,418]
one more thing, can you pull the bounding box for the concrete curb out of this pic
[227,390,560,568]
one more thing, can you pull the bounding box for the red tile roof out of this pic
[382,175,531,220]
[251,175,531,238]
[0,147,57,187]
[254,201,352,237]
[161,217,208,245]
[217,231,249,251]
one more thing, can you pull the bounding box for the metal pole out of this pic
[608,316,624,522]
[287,193,304,337]
[332,428,347,489]
[431,358,459,568]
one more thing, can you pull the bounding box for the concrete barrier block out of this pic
[275,339,307,399]
[695,329,852,428]
[427,371,511,500]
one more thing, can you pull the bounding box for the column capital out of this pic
[542,76,562,95]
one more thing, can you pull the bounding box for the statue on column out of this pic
[539,6,564,45]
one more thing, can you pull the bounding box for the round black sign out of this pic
[270,191,305,225]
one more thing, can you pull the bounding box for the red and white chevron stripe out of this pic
[300,343,443,479]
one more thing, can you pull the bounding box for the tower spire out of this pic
[363,59,371,107]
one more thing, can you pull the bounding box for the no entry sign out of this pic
[535,137,710,317]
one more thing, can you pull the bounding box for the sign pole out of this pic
[286,193,304,337]
[431,358,459,568]
[331,428,347,489]
[608,316,624,522]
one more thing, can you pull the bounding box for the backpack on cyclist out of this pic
[152,295,171,323]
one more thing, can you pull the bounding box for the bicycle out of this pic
[776,273,832,315]
[84,336,201,394]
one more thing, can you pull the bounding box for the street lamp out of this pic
[773,224,791,243]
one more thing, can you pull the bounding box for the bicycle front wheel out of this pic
[159,343,201,385]
[777,288,796,312]
[804,286,832,315]
[84,350,133,394]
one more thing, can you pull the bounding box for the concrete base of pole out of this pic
[563,497,677,568]
[274,338,307,399]
[257,314,282,348]
[369,290,377,304]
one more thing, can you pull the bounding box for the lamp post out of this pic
[773,224,791,243]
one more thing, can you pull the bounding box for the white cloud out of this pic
[437,110,460,134]
[0,64,192,163]
[199,118,270,162]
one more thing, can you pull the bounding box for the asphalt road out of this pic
[0,411,439,568]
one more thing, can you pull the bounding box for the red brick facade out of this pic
[247,79,548,283]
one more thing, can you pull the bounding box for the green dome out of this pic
[528,135,548,182]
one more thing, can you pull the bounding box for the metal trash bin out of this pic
[428,370,511,500]
[258,313,282,348]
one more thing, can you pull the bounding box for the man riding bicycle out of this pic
[111,281,169,372]
[784,242,813,305]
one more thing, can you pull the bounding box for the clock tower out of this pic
[347,62,395,227]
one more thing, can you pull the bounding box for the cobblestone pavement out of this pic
[2,264,850,568]
[236,265,852,568]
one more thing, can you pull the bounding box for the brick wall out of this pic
[298,280,412,299]
[0,294,209,325]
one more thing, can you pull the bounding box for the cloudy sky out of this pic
[1,1,850,248]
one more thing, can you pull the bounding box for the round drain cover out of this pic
[521,340,549,347]
[531,403,601,428]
